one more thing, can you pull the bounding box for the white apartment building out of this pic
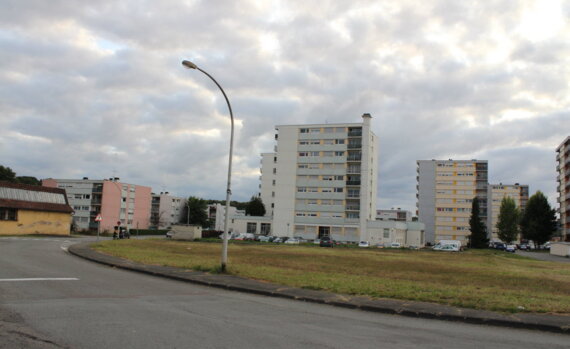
[417,159,489,245]
[150,192,186,229]
[488,183,529,241]
[557,136,570,241]
[207,203,243,231]
[260,113,378,242]
[376,208,413,221]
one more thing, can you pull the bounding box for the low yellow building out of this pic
[0,181,73,235]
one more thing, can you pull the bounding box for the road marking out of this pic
[0,278,79,282]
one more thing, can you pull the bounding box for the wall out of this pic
[0,210,71,235]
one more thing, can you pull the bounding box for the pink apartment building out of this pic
[42,178,151,233]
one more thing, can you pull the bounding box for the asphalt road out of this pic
[1,237,568,349]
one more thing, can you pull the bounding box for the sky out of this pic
[0,0,568,214]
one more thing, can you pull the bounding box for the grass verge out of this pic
[92,239,570,314]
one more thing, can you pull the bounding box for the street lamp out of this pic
[182,60,234,273]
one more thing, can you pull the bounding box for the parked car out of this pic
[319,237,334,247]
[518,243,530,251]
[284,238,300,244]
[493,242,506,250]
[313,238,321,245]
[389,242,401,248]
[358,241,370,248]
[258,235,271,242]
[272,237,283,243]
[166,231,174,239]
[437,244,460,252]
[505,244,516,253]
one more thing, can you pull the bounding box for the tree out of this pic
[496,197,519,243]
[181,196,209,227]
[468,197,489,248]
[0,165,16,182]
[245,196,266,216]
[520,191,557,246]
[16,176,41,186]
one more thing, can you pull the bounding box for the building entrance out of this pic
[318,226,330,238]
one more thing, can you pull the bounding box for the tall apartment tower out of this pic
[150,193,186,229]
[417,159,488,244]
[556,136,570,241]
[488,183,529,241]
[260,114,378,242]
[42,178,151,233]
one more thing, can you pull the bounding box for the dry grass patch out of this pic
[93,240,570,314]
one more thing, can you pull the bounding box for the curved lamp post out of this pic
[182,60,234,273]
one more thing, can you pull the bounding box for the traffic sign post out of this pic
[95,214,102,240]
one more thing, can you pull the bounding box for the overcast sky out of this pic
[1,0,568,213]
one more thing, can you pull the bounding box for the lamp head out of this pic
[182,60,198,69]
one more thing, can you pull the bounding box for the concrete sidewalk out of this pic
[69,242,570,334]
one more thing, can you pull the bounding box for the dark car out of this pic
[518,243,530,251]
[319,237,334,248]
[493,242,506,250]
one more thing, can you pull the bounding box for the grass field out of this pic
[92,239,570,314]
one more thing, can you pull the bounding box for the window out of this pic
[260,223,271,235]
[334,188,343,193]
[247,222,257,234]
[307,199,318,205]
[273,168,276,174]
[300,128,309,133]
[309,128,320,133]
[74,194,83,199]
[323,151,333,157]
[0,208,17,221]
[321,188,332,193]
[299,152,309,157]
[335,139,345,144]
[383,229,390,238]
[334,151,344,156]
[324,127,334,133]
[297,187,307,192]
[298,164,308,169]
[299,140,309,145]
[323,139,334,145]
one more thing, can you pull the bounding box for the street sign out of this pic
[95,214,102,222]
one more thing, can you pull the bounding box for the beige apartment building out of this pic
[488,183,529,241]
[417,159,488,245]
[557,136,570,241]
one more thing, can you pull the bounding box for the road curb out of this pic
[68,241,570,334]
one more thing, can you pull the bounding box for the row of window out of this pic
[436,181,475,186]
[299,139,346,145]
[436,198,473,204]
[73,206,90,211]
[436,207,472,212]
[436,217,468,222]
[299,127,346,134]
[297,175,344,181]
[297,187,344,193]
[436,225,470,231]
[296,199,345,205]
[298,163,348,169]
[437,163,474,168]
[295,212,359,218]
[437,172,474,177]
[436,190,474,195]
[299,151,345,157]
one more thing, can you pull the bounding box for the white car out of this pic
[284,238,300,244]
[358,241,370,248]
[390,242,401,248]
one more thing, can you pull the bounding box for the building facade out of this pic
[207,203,243,231]
[150,193,186,229]
[417,159,489,245]
[260,113,378,242]
[557,136,570,241]
[488,183,529,241]
[42,178,151,233]
[376,208,413,221]
[0,181,73,235]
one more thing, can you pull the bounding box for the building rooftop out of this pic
[0,181,73,214]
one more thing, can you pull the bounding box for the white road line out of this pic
[0,278,79,282]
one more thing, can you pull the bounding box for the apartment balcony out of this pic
[295,204,345,212]
[346,180,361,186]
[348,130,362,137]
[345,205,360,211]
[347,167,361,174]
[347,155,362,161]
[295,216,346,225]
[347,143,362,149]
[346,193,360,199]
[297,168,346,176]
[296,192,345,200]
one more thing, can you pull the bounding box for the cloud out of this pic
[0,0,568,215]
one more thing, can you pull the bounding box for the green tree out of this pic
[520,191,557,246]
[496,197,519,243]
[0,165,16,182]
[468,197,489,248]
[245,196,266,216]
[16,176,41,186]
[181,196,209,228]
